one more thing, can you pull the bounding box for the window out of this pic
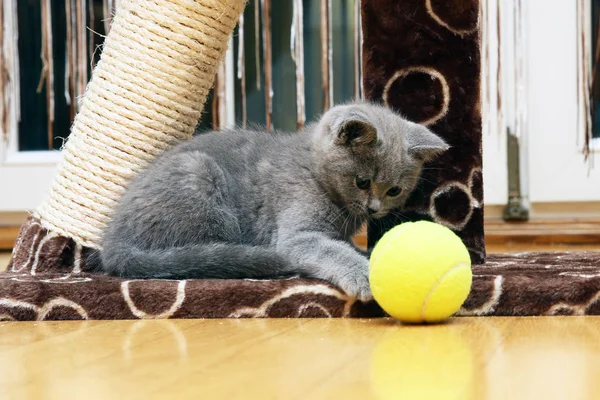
[16,0,106,151]
[12,0,361,152]
[231,0,359,132]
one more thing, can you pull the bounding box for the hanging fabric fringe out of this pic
[291,0,305,130]
[480,0,504,139]
[237,13,247,128]
[102,0,112,34]
[320,0,333,110]
[513,0,527,142]
[65,0,72,106]
[212,81,219,130]
[578,0,594,161]
[327,0,333,107]
[217,61,227,130]
[479,0,490,137]
[89,0,98,70]
[254,0,261,90]
[102,0,119,34]
[38,0,55,149]
[353,0,362,100]
[211,59,227,131]
[0,1,6,142]
[496,0,503,139]
[0,0,20,144]
[261,0,272,131]
[76,0,88,112]
[65,0,77,121]
[64,0,91,122]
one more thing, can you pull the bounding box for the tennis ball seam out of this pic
[420,262,470,321]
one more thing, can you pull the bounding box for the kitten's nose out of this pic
[367,200,380,215]
[367,199,381,215]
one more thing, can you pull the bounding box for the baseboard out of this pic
[485,201,600,220]
[353,217,600,249]
[0,212,27,250]
[485,218,600,245]
[484,201,600,245]
[0,211,29,226]
[0,226,21,250]
[2,215,599,251]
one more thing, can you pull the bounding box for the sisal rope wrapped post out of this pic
[35,0,247,249]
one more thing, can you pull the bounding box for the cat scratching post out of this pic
[4,0,486,320]
[33,0,246,250]
[4,0,600,321]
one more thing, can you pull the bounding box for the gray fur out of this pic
[96,102,448,301]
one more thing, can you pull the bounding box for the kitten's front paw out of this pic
[337,268,373,302]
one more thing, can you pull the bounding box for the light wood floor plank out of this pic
[0,320,109,352]
[480,317,600,400]
[0,317,555,400]
[0,319,311,399]
[2,317,600,399]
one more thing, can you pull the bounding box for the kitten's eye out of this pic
[355,176,371,190]
[386,186,402,197]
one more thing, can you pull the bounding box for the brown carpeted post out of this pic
[363,0,486,264]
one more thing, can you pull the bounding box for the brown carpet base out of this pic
[2,217,600,321]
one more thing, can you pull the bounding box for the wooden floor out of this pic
[2,317,600,399]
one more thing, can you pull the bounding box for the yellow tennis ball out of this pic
[369,220,472,323]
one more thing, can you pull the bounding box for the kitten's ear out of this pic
[335,120,378,147]
[407,125,450,162]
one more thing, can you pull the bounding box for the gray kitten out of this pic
[96,102,448,300]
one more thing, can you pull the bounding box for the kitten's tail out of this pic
[91,243,295,279]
